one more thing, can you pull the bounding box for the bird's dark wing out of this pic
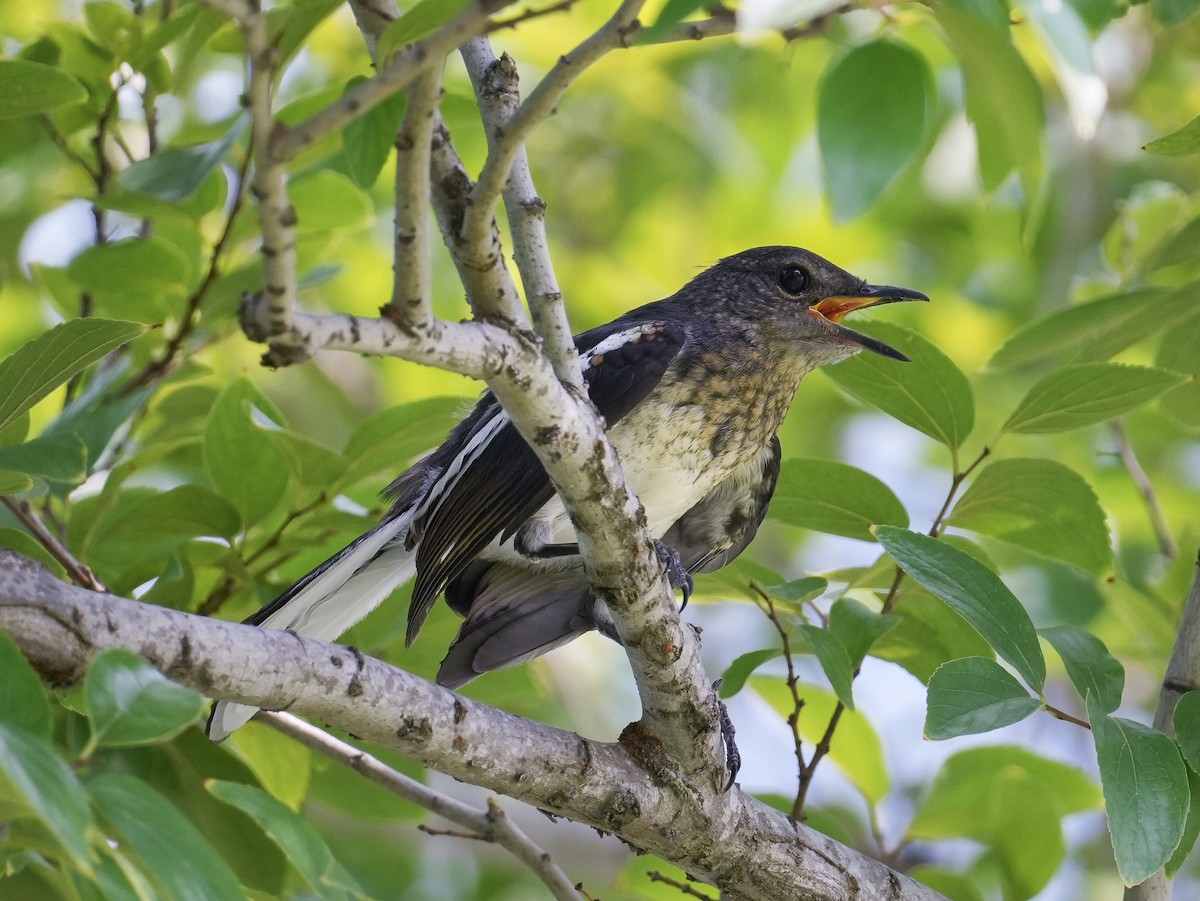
[403,319,687,643]
[661,434,782,574]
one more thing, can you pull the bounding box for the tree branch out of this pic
[0,551,946,901]
[258,712,581,901]
[461,38,582,389]
[386,68,441,330]
[1111,419,1177,560]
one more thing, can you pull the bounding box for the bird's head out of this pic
[694,246,929,363]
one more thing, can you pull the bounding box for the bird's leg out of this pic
[516,536,693,607]
[652,539,694,608]
[712,679,741,792]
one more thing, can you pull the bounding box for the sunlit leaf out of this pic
[639,0,710,43]
[818,40,932,221]
[769,459,907,541]
[0,319,145,434]
[1002,363,1186,434]
[948,458,1111,574]
[376,0,470,63]
[752,678,889,802]
[875,526,1045,692]
[0,59,86,118]
[342,76,406,189]
[925,656,1040,739]
[1145,113,1200,156]
[67,237,190,295]
[823,322,974,449]
[204,379,290,526]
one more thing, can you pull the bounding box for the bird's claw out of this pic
[713,679,741,791]
[653,539,694,609]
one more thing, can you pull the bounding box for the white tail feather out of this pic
[208,515,415,741]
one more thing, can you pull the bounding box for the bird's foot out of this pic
[653,539,693,609]
[713,679,741,791]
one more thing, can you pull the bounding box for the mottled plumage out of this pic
[207,246,927,740]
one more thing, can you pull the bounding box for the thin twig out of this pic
[651,4,851,44]
[487,0,579,33]
[1042,703,1091,729]
[270,1,509,163]
[257,712,582,901]
[749,582,807,819]
[1111,419,1177,559]
[647,870,716,899]
[124,139,255,392]
[461,38,582,388]
[37,116,100,180]
[1,497,107,592]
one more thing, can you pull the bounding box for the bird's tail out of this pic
[206,513,416,740]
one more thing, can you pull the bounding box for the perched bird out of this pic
[208,246,927,740]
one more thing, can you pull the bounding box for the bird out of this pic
[207,246,928,740]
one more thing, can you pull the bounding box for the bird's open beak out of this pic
[809,284,929,362]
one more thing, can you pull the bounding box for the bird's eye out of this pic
[778,267,810,296]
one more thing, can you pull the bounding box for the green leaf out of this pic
[909,744,1100,895]
[768,459,907,542]
[871,587,994,683]
[936,3,1044,199]
[752,679,889,802]
[88,774,244,901]
[818,40,932,221]
[224,726,313,811]
[1089,695,1190,886]
[988,286,1200,369]
[1039,625,1124,714]
[0,319,145,433]
[1168,768,1200,877]
[0,471,33,493]
[88,485,241,563]
[925,656,1040,739]
[875,526,1046,692]
[341,396,463,483]
[1156,308,1200,428]
[118,122,245,201]
[0,433,88,484]
[207,780,363,898]
[0,723,94,874]
[1174,692,1200,774]
[289,169,374,232]
[798,625,856,710]
[719,648,782,698]
[910,746,1101,839]
[86,649,205,748]
[204,379,290,526]
[377,0,470,63]
[67,237,190,296]
[0,59,87,118]
[827,599,898,670]
[639,0,709,43]
[758,576,828,607]
[1002,363,1187,434]
[264,429,348,488]
[823,322,974,449]
[947,458,1111,574]
[342,76,406,189]
[0,633,51,739]
[1152,0,1200,27]
[1145,113,1200,155]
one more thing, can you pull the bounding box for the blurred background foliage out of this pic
[1,0,1200,898]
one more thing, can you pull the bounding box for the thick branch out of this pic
[0,553,945,901]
